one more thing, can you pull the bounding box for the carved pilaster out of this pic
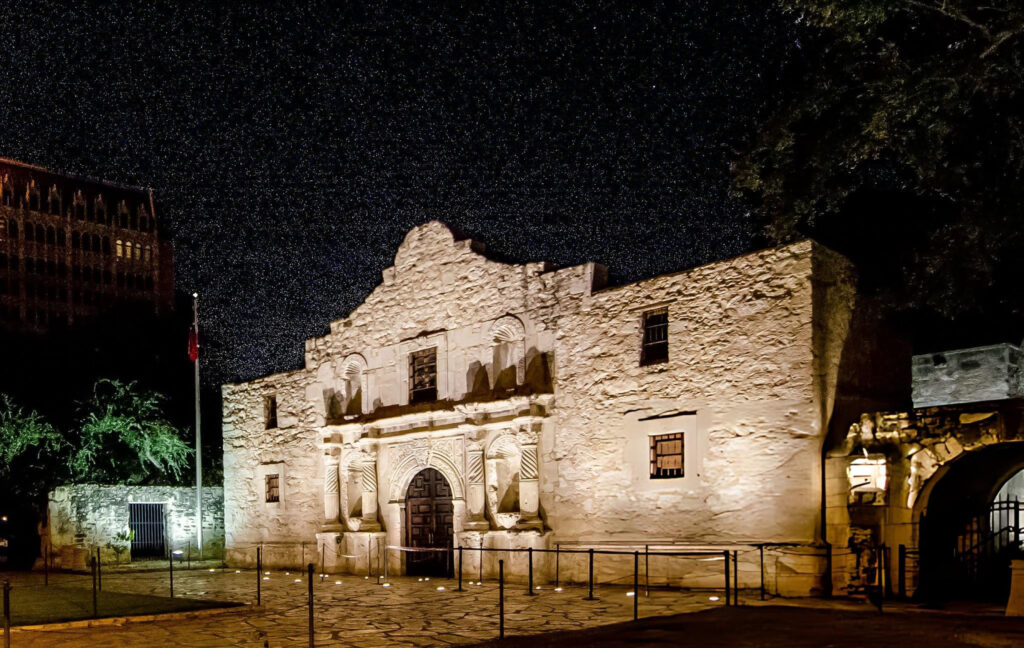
[323,460,342,529]
[465,445,488,530]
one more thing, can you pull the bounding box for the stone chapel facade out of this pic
[222,221,896,595]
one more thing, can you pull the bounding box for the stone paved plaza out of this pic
[1,567,714,647]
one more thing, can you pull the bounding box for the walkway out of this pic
[1,567,713,647]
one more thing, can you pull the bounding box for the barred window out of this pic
[265,474,280,503]
[264,395,278,429]
[640,308,669,366]
[650,432,684,479]
[409,347,438,403]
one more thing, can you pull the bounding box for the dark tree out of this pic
[735,1,1024,349]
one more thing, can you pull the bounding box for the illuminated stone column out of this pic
[465,445,489,530]
[360,459,381,530]
[517,442,542,529]
[323,459,341,528]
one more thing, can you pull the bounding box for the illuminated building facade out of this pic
[222,221,903,595]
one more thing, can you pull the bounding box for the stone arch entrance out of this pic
[405,467,454,577]
[915,442,1024,601]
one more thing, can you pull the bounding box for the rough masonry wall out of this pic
[222,368,323,566]
[912,343,1024,408]
[222,224,855,594]
[546,240,840,545]
[48,485,224,564]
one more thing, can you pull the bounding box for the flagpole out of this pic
[193,292,203,558]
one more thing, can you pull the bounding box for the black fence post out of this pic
[824,541,833,599]
[554,544,560,589]
[759,546,765,601]
[321,544,325,583]
[457,546,464,592]
[723,551,730,606]
[479,541,483,583]
[96,547,102,591]
[732,550,739,606]
[498,559,505,639]
[187,541,191,570]
[585,548,596,600]
[169,551,174,598]
[90,556,98,618]
[307,563,315,648]
[3,579,11,648]
[898,545,906,598]
[44,544,48,586]
[633,551,639,621]
[527,547,534,595]
[256,546,262,606]
[644,544,649,598]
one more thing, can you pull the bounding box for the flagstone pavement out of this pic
[1,567,716,647]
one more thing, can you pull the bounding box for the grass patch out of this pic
[7,585,239,626]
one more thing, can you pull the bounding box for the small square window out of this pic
[409,347,438,404]
[265,474,280,503]
[264,395,278,429]
[640,308,669,366]
[650,432,684,479]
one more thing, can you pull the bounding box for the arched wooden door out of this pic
[405,467,454,576]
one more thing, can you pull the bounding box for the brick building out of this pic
[0,157,173,332]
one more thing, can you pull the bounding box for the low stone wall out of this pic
[48,484,225,568]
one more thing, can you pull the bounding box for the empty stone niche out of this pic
[486,435,521,528]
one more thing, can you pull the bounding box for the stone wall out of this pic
[912,343,1024,408]
[222,222,884,596]
[48,485,224,567]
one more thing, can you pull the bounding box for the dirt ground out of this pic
[471,605,1024,648]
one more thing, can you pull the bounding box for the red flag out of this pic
[188,325,199,362]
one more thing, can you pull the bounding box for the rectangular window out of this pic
[265,474,280,503]
[264,395,278,429]
[640,308,669,366]
[409,347,438,403]
[650,432,684,479]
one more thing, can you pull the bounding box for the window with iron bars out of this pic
[409,347,438,403]
[650,432,684,479]
[640,308,669,366]
[265,474,280,503]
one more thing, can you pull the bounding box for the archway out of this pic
[405,467,453,577]
[916,442,1024,601]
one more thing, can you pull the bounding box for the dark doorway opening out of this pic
[918,442,1024,602]
[128,503,166,558]
[405,467,453,577]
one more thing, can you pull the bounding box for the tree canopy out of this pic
[0,381,191,508]
[68,379,192,485]
[735,1,1024,348]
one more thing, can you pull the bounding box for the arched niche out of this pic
[489,315,526,392]
[485,433,522,528]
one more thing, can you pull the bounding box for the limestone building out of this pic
[223,222,903,595]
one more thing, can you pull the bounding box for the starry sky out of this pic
[1,1,799,385]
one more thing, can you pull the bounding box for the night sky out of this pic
[1,1,798,385]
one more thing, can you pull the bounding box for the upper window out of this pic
[264,395,278,429]
[640,308,669,366]
[650,432,684,479]
[409,347,438,404]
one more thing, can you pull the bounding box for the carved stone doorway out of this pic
[405,467,453,576]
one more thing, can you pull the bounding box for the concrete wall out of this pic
[912,343,1024,408]
[48,485,224,567]
[222,222,868,595]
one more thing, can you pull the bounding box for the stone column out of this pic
[360,459,381,531]
[323,459,342,529]
[465,446,489,530]
[517,443,542,529]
